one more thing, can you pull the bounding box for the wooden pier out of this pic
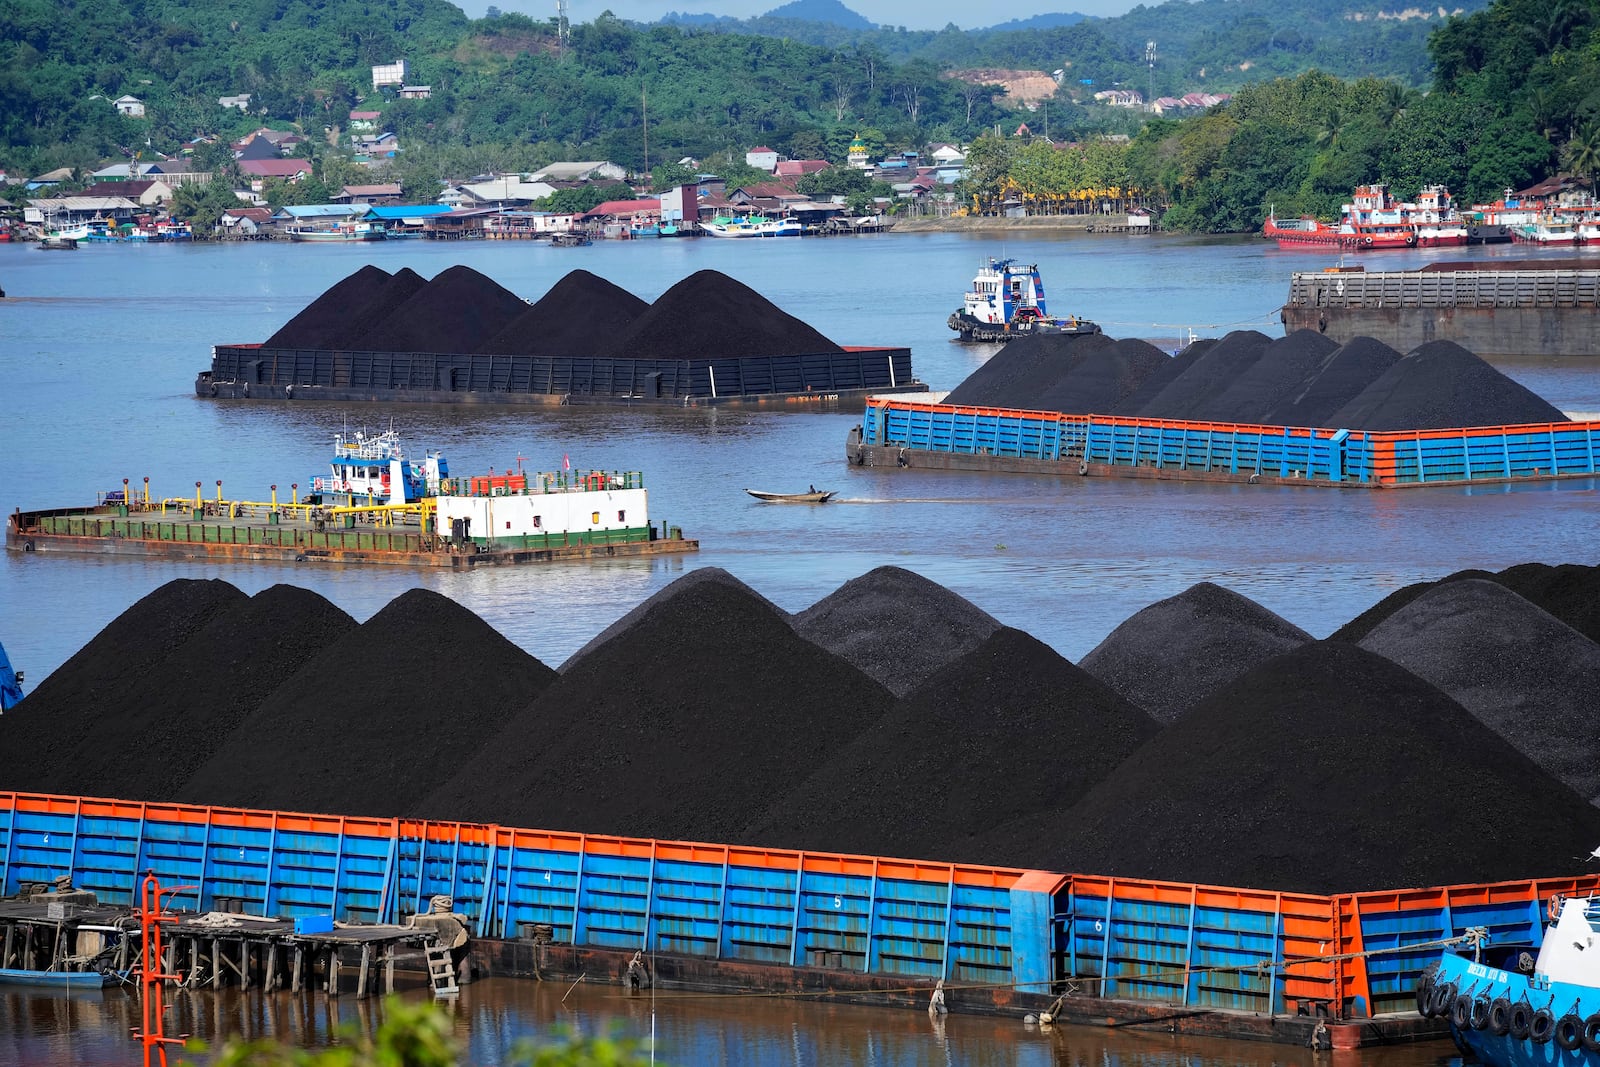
[0,897,440,997]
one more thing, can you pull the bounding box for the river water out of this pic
[0,229,1593,1062]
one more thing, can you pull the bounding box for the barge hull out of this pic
[852,400,1600,488]
[1280,266,1600,357]
[198,343,926,411]
[4,787,1596,1047]
[6,529,697,568]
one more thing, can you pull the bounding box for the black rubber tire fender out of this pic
[1583,1012,1600,1053]
[1415,964,1438,1016]
[1509,1000,1534,1040]
[1431,981,1458,1018]
[1530,1007,1556,1045]
[1555,1013,1584,1051]
[1470,996,1491,1031]
[1490,996,1513,1036]
[1451,994,1473,1030]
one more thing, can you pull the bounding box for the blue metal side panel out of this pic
[1356,897,1547,1016]
[577,853,650,950]
[1188,905,1275,1012]
[650,857,723,958]
[1008,886,1053,993]
[950,884,1012,985]
[7,810,77,890]
[870,877,947,978]
[206,825,274,912]
[720,864,796,964]
[137,818,207,910]
[334,834,391,924]
[72,814,141,905]
[447,839,492,928]
[503,847,582,944]
[1066,891,1111,985]
[0,803,13,895]
[271,829,339,917]
[1099,898,1190,1002]
[798,870,873,968]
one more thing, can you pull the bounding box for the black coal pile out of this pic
[943,333,1110,410]
[1493,563,1600,644]
[1109,338,1214,415]
[1358,579,1600,806]
[791,566,1003,697]
[1329,567,1495,643]
[356,265,530,354]
[1331,562,1600,645]
[1130,330,1274,421]
[420,569,894,844]
[264,266,392,349]
[977,641,1600,892]
[599,270,843,360]
[0,579,248,793]
[1185,330,1338,424]
[478,270,651,357]
[1078,582,1311,724]
[1326,340,1569,429]
[747,627,1159,862]
[20,587,357,801]
[177,589,557,817]
[321,267,428,351]
[1260,336,1401,428]
[1034,337,1169,415]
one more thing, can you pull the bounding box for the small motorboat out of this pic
[0,966,116,990]
[745,488,836,503]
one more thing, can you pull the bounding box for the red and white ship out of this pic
[1262,184,1467,250]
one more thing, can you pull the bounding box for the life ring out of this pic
[1489,997,1513,1035]
[1582,1011,1600,1051]
[1509,1001,1534,1040]
[1470,996,1491,1031]
[1549,894,1563,922]
[1556,1013,1585,1051]
[1362,236,1374,246]
[1078,461,1089,476]
[1531,1007,1557,1045]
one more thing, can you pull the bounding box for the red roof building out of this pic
[583,198,660,218]
[239,159,313,179]
[774,160,829,178]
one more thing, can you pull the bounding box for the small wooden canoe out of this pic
[745,489,836,503]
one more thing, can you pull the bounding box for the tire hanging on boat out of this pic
[1531,1007,1557,1045]
[1431,981,1458,1018]
[1509,1001,1534,1040]
[1470,996,1491,1031]
[1451,994,1473,1030]
[1582,1012,1600,1052]
[1490,997,1514,1036]
[1556,1013,1584,1051]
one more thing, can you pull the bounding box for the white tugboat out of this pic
[946,258,1100,342]
[309,428,447,504]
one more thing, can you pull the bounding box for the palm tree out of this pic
[1567,123,1600,197]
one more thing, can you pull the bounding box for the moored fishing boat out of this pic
[1420,892,1600,1066]
[700,214,802,238]
[286,219,387,242]
[947,257,1101,342]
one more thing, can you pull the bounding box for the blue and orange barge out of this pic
[1,788,1592,1048]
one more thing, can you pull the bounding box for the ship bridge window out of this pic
[617,509,626,522]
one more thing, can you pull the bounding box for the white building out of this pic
[530,161,626,183]
[372,60,410,89]
[218,94,252,111]
[744,146,779,172]
[114,95,146,117]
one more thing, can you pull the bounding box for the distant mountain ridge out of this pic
[658,4,1090,32]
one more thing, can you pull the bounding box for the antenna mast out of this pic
[556,0,570,59]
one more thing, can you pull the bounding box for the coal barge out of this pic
[198,265,926,410]
[1280,261,1600,358]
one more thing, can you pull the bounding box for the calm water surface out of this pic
[0,977,1464,1066]
[0,231,1589,1062]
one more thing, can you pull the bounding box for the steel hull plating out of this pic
[1433,953,1600,1067]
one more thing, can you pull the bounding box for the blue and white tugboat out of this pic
[1420,891,1600,1065]
[309,428,447,505]
[947,257,1101,342]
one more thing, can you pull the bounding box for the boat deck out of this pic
[6,503,698,569]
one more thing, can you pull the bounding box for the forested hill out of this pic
[1,0,1484,177]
